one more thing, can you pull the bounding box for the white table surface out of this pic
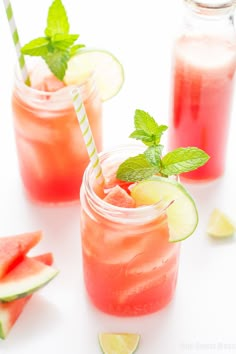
[0,0,236,353]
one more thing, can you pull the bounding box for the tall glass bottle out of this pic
[168,0,236,182]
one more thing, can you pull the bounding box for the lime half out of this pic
[207,208,235,238]
[64,48,124,101]
[98,333,140,354]
[131,176,198,242]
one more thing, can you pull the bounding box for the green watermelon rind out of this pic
[0,254,54,339]
[0,268,58,302]
[0,310,8,339]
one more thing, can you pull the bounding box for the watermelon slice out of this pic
[0,231,42,279]
[0,256,58,302]
[103,185,136,208]
[0,253,54,339]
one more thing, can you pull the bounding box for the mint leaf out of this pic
[70,44,85,58]
[144,145,163,168]
[116,154,159,182]
[45,0,69,37]
[129,130,155,144]
[154,125,168,144]
[134,109,159,135]
[52,33,79,51]
[21,37,50,56]
[161,147,210,176]
[43,49,69,80]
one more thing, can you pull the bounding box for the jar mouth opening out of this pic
[184,0,234,10]
[82,144,170,223]
[14,57,95,99]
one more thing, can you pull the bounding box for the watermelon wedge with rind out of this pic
[0,257,58,302]
[0,253,54,340]
[0,294,31,340]
[0,231,42,279]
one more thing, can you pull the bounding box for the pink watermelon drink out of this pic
[169,35,236,181]
[80,108,208,317]
[12,61,102,204]
[80,146,180,316]
[11,0,124,204]
[10,0,106,204]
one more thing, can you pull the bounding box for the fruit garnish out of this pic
[98,333,140,354]
[207,208,235,238]
[0,231,42,279]
[21,0,84,80]
[64,48,124,101]
[131,176,198,242]
[116,109,210,182]
[0,257,58,302]
[115,109,209,242]
[21,0,124,100]
[0,253,54,340]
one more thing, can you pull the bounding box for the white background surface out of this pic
[0,0,236,353]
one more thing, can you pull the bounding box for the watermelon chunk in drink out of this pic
[103,185,135,208]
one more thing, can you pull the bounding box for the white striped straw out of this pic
[3,0,30,85]
[71,88,104,185]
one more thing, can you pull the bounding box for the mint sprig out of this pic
[116,109,210,182]
[129,109,168,146]
[21,0,84,81]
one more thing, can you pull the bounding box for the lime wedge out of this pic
[98,333,140,354]
[131,176,198,242]
[207,208,235,238]
[64,48,124,101]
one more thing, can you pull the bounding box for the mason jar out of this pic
[12,59,102,204]
[168,0,236,182]
[80,145,180,317]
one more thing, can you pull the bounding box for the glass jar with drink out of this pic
[80,145,181,316]
[168,0,236,182]
[79,109,209,316]
[10,0,124,205]
[12,59,102,204]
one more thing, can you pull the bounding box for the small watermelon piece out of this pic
[33,253,54,266]
[0,231,42,279]
[0,253,54,339]
[0,256,58,302]
[103,167,133,194]
[103,185,136,208]
[32,74,65,92]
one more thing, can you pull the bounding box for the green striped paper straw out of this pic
[3,0,30,85]
[71,88,104,185]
